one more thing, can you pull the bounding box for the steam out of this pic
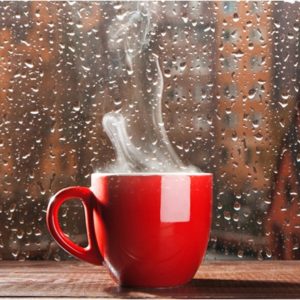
[107,2,153,74]
[149,54,184,168]
[102,2,199,173]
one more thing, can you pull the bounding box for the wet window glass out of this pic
[0,1,299,261]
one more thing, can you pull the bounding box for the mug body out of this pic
[91,173,212,287]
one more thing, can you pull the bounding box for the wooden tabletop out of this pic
[1,260,300,299]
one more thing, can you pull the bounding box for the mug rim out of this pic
[92,172,213,177]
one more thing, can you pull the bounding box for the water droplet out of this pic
[25,60,34,68]
[248,88,256,99]
[30,110,39,115]
[127,68,134,76]
[278,101,288,108]
[34,228,42,237]
[293,243,299,251]
[233,13,239,22]
[231,131,238,142]
[164,69,171,78]
[233,49,244,58]
[53,254,61,262]
[17,230,24,239]
[181,16,188,23]
[179,62,187,72]
[113,2,122,10]
[234,201,241,211]
[254,133,263,141]
[9,203,16,213]
[237,250,244,258]
[224,211,231,221]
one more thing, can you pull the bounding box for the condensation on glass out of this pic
[0,1,299,261]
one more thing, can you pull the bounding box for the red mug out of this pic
[47,173,212,287]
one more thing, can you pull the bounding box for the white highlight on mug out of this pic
[160,176,191,223]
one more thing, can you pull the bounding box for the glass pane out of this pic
[0,1,299,261]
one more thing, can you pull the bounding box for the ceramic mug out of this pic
[47,173,212,287]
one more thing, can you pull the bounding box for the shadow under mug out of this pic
[46,173,212,287]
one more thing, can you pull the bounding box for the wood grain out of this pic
[0,260,300,298]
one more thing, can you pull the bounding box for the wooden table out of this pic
[1,260,300,299]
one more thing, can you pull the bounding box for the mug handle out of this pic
[46,186,103,265]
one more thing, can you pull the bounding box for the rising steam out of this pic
[102,2,199,173]
[107,2,153,74]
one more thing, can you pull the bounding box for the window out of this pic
[222,28,240,45]
[221,54,238,72]
[223,2,238,14]
[223,84,238,100]
[224,113,238,128]
[194,84,213,102]
[249,28,265,44]
[0,1,299,264]
[249,55,265,72]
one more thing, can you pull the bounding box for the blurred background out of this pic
[0,1,299,261]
